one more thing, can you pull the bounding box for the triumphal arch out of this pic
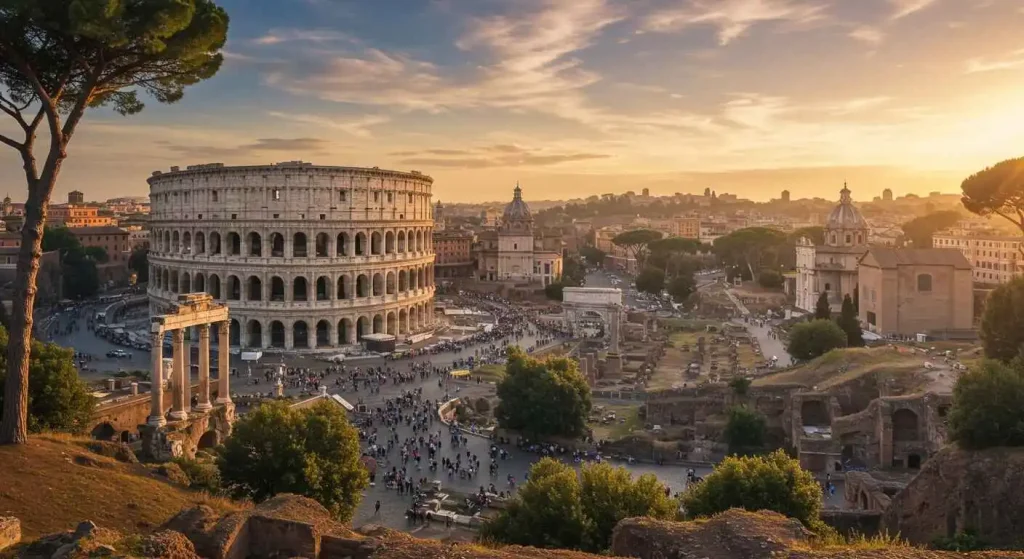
[563,287,622,352]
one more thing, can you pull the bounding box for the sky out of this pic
[4,0,1024,204]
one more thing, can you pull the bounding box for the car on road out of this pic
[106,349,130,359]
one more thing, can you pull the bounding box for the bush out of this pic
[173,457,223,494]
[758,269,784,289]
[979,277,1024,362]
[723,406,766,455]
[932,530,986,552]
[948,359,1024,449]
[729,377,751,396]
[786,319,847,361]
[495,347,591,439]
[544,282,565,301]
[681,450,821,528]
[635,267,665,295]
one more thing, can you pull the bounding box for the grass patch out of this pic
[589,405,642,441]
[471,363,506,383]
[0,436,241,539]
[752,347,926,389]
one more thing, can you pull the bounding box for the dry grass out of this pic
[471,363,507,383]
[0,435,241,539]
[588,404,643,441]
[752,347,926,390]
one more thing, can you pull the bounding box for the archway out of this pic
[399,309,408,334]
[182,231,192,253]
[372,313,384,334]
[270,321,285,348]
[209,274,221,299]
[293,232,308,257]
[197,431,219,450]
[399,270,408,292]
[397,230,406,252]
[209,232,221,255]
[372,273,384,296]
[195,231,206,254]
[385,231,395,254]
[337,276,349,299]
[356,316,369,340]
[356,274,369,297]
[338,318,352,344]
[355,232,366,255]
[316,320,331,346]
[371,231,382,255]
[270,232,285,257]
[271,276,285,301]
[387,312,396,335]
[194,273,206,293]
[337,233,349,256]
[170,270,179,293]
[293,321,309,348]
[386,271,396,295]
[893,409,919,442]
[247,276,262,301]
[316,276,330,301]
[247,320,262,348]
[229,318,241,346]
[248,232,262,257]
[91,422,116,441]
[172,231,180,252]
[181,273,191,293]
[226,275,240,300]
[293,276,308,301]
[315,233,330,257]
[227,232,240,255]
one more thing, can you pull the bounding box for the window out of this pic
[824,283,831,291]
[845,234,851,244]
[320,214,326,220]
[231,214,237,219]
[339,190,346,201]
[867,311,876,325]
[374,192,380,202]
[272,188,281,201]
[408,193,414,203]
[917,274,932,292]
[387,192,393,202]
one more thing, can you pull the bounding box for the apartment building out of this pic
[932,231,1022,285]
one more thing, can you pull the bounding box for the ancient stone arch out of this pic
[562,287,623,352]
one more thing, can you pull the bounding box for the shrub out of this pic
[948,359,1024,449]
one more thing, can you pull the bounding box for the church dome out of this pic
[826,184,867,230]
[503,184,532,223]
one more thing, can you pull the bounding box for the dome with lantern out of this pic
[824,184,868,247]
[501,183,533,232]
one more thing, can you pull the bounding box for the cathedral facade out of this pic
[475,185,563,286]
[795,185,869,313]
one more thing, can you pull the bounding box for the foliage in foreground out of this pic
[681,450,822,529]
[948,359,1024,449]
[495,347,592,439]
[0,326,95,434]
[787,319,848,361]
[217,400,368,521]
[481,458,678,552]
[978,276,1024,363]
[723,405,766,455]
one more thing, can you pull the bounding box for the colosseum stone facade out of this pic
[147,161,436,351]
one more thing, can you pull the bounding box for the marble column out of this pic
[169,329,188,420]
[217,321,232,404]
[182,329,192,409]
[195,324,213,412]
[148,328,167,426]
[609,308,621,354]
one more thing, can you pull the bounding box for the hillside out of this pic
[0,435,240,539]
[752,347,933,393]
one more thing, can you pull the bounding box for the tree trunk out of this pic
[0,171,59,444]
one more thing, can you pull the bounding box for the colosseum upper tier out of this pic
[147,161,436,351]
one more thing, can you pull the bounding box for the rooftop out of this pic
[862,247,972,270]
[66,226,129,236]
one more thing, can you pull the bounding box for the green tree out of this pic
[128,247,149,282]
[544,282,565,301]
[482,458,677,552]
[979,277,1024,362]
[814,291,831,320]
[561,254,586,287]
[42,226,100,299]
[667,273,696,303]
[901,211,961,248]
[218,400,368,521]
[723,405,766,456]
[837,294,864,347]
[758,269,784,289]
[728,377,751,396]
[0,0,230,444]
[495,347,591,439]
[612,229,663,271]
[681,450,821,528]
[788,226,825,245]
[83,246,108,263]
[0,326,95,434]
[948,359,1024,449]
[712,228,789,280]
[787,319,847,361]
[579,246,606,267]
[635,267,665,295]
[961,157,1024,237]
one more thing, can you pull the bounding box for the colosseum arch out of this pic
[417,268,425,288]
[269,321,285,347]
[194,273,206,293]
[316,320,331,346]
[162,269,170,291]
[355,232,366,255]
[356,316,369,339]
[397,231,406,252]
[385,231,395,254]
[386,271,396,294]
[293,276,308,301]
[293,321,309,349]
[315,233,330,257]
[356,274,369,298]
[247,276,262,301]
[182,231,192,253]
[170,270,180,293]
[163,231,171,252]
[892,409,920,442]
[226,275,241,300]
[271,277,285,301]
[248,232,262,257]
[371,231,383,255]
[387,311,396,335]
[172,231,180,252]
[336,232,349,256]
[208,274,221,299]
[337,276,349,299]
[398,270,408,292]
[316,276,331,300]
[415,230,423,252]
[229,318,241,346]
[338,318,353,345]
[399,309,408,333]
[181,273,192,293]
[227,232,241,255]
[372,313,384,334]
[293,232,308,257]
[270,232,285,257]
[209,232,221,255]
[195,231,206,254]
[372,273,384,296]
[247,319,263,348]
[410,306,419,330]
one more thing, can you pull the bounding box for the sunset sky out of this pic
[3,0,1024,203]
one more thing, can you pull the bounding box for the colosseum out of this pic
[147,161,436,351]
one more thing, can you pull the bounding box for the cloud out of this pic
[154,137,330,158]
[267,111,390,137]
[849,26,884,45]
[965,48,1024,73]
[395,144,610,168]
[889,0,938,20]
[642,0,828,45]
[253,28,358,45]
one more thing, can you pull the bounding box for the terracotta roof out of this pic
[67,226,128,235]
[861,247,971,270]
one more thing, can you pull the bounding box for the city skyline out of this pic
[2,0,1023,203]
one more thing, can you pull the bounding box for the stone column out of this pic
[217,321,232,404]
[609,307,621,353]
[195,324,213,412]
[182,329,192,409]
[148,328,167,426]
[169,329,188,420]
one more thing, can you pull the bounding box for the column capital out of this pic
[172,329,184,342]
[198,323,211,337]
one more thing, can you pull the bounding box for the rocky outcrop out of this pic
[0,517,20,552]
[882,445,1024,547]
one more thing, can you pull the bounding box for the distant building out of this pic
[641,188,650,197]
[932,231,1022,285]
[434,200,447,231]
[882,188,893,202]
[795,184,868,313]
[479,207,501,227]
[0,231,20,248]
[781,190,790,202]
[68,190,84,204]
[433,228,474,280]
[858,247,973,336]
[68,225,131,275]
[47,204,116,228]
[475,185,562,285]
[675,217,701,240]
